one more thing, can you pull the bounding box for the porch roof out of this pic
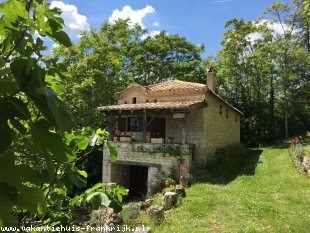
[98,100,204,113]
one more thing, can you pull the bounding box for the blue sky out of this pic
[50,0,290,57]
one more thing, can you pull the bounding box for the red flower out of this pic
[115,129,121,136]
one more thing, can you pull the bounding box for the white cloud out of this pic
[153,22,160,27]
[109,5,155,28]
[50,1,90,38]
[247,19,291,43]
[51,43,59,48]
[141,30,161,40]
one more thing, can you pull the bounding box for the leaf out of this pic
[0,97,30,120]
[53,31,72,47]
[0,122,12,153]
[15,185,47,215]
[86,192,111,210]
[16,165,42,186]
[35,86,73,132]
[10,58,35,87]
[107,142,118,162]
[66,167,86,188]
[0,197,18,227]
[32,119,67,162]
[73,135,88,150]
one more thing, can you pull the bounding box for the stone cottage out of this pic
[98,69,243,195]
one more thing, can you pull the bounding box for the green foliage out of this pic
[0,0,118,227]
[72,183,128,213]
[120,202,140,224]
[210,0,310,145]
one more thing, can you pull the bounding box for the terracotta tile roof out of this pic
[102,79,243,115]
[98,100,204,112]
[115,80,207,99]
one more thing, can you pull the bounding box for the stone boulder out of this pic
[180,175,191,188]
[96,207,123,227]
[140,198,153,210]
[175,184,186,198]
[147,205,164,224]
[163,192,178,209]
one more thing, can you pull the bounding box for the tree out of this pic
[128,31,205,85]
[0,0,120,227]
[210,0,309,145]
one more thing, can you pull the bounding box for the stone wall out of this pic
[204,93,241,164]
[166,108,206,168]
[102,142,193,193]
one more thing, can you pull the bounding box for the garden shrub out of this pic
[214,143,247,168]
[120,202,140,224]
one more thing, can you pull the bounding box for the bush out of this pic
[214,143,247,168]
[120,202,140,224]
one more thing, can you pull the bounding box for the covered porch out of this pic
[98,100,206,145]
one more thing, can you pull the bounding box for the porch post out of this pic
[179,119,187,145]
[142,110,147,143]
[107,114,116,141]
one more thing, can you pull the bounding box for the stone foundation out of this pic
[102,142,193,193]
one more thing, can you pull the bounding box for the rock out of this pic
[163,192,178,209]
[147,205,164,224]
[180,176,191,187]
[175,184,186,198]
[96,207,123,226]
[134,227,152,233]
[140,198,153,209]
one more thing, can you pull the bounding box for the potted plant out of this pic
[120,131,133,142]
[114,129,121,141]
[168,136,174,144]
[164,178,175,187]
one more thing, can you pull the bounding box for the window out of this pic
[128,117,141,131]
[124,101,127,104]
[146,100,149,103]
[235,113,238,122]
[118,118,126,131]
[154,99,157,103]
[226,109,229,118]
[132,97,137,104]
[219,105,222,114]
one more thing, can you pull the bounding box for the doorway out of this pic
[129,165,148,198]
[151,118,166,138]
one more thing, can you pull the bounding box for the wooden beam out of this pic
[177,119,187,145]
[142,110,147,143]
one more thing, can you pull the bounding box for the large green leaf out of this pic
[32,119,67,162]
[0,122,12,153]
[107,142,118,162]
[36,86,73,132]
[10,58,35,87]
[86,192,111,210]
[66,167,87,188]
[0,197,17,227]
[0,97,30,120]
[15,185,47,215]
[53,31,72,47]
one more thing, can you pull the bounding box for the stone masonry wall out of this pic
[102,142,193,193]
[204,93,241,164]
[166,108,206,168]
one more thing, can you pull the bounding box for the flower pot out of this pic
[151,138,164,144]
[165,182,170,187]
[120,136,132,142]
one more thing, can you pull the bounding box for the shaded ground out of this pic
[154,147,310,233]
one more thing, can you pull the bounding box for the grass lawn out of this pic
[152,147,310,233]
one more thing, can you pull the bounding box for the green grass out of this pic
[151,147,310,233]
